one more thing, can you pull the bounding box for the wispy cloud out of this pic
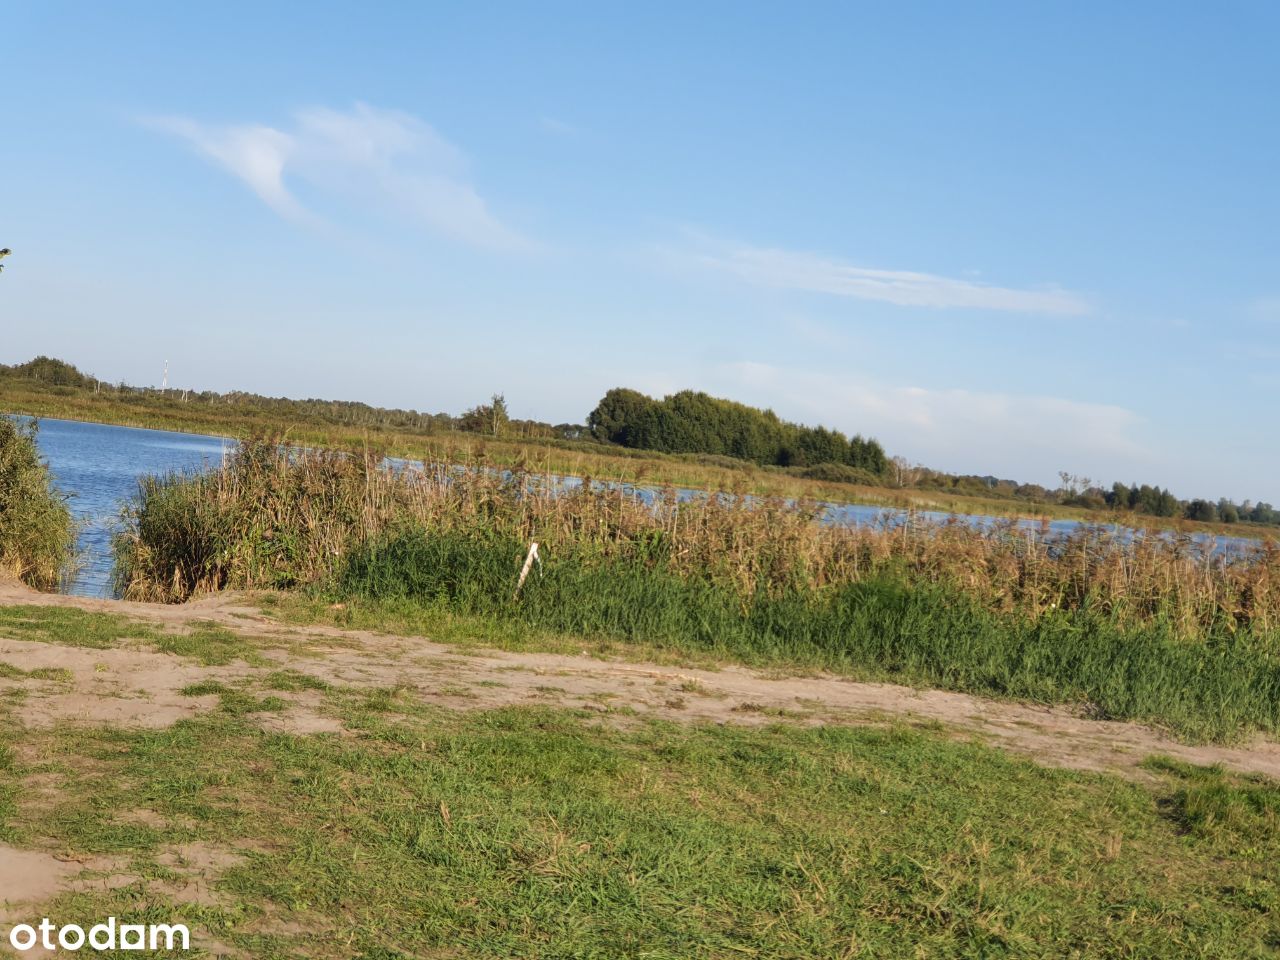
[695,243,1089,315]
[146,103,530,251]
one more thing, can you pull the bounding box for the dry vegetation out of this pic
[116,439,1280,640]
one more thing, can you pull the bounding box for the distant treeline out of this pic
[1100,482,1277,527]
[588,388,889,477]
[901,468,1279,527]
[0,357,585,441]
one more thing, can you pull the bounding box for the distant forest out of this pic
[3,356,1277,528]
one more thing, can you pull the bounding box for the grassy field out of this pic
[1,374,1257,538]
[0,605,1278,958]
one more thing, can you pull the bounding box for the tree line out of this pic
[587,388,889,475]
[0,357,582,441]
[905,468,1280,528]
[1103,482,1277,526]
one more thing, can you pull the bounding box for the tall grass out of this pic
[114,440,1280,738]
[0,418,76,590]
[117,440,1280,632]
[341,530,1280,739]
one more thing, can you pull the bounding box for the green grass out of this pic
[0,660,73,682]
[0,598,1276,955]
[0,606,158,648]
[263,669,329,693]
[180,680,288,716]
[327,531,1280,742]
[1143,756,1280,852]
[0,606,265,665]
[3,693,1280,958]
[152,621,265,666]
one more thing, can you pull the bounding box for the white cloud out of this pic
[704,360,1150,486]
[147,103,530,251]
[697,243,1089,315]
[147,118,308,222]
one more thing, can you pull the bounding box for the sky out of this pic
[2,2,1278,501]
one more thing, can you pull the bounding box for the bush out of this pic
[796,463,883,486]
[588,387,889,474]
[0,418,76,589]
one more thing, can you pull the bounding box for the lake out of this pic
[28,417,231,597]
[18,416,1268,599]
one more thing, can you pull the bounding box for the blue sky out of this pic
[2,2,1277,500]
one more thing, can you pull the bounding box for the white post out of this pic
[515,542,540,597]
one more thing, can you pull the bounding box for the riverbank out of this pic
[2,378,1262,541]
[109,439,1280,743]
[0,579,1278,957]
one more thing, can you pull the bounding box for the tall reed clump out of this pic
[0,418,76,590]
[116,439,1280,739]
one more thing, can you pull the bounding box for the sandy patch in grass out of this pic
[0,846,79,919]
[0,637,237,729]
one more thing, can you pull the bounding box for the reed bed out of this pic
[114,440,1280,739]
[116,440,1280,635]
[0,418,76,590]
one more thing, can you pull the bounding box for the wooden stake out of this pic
[515,541,540,597]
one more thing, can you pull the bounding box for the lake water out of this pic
[28,418,231,597]
[15,416,1269,598]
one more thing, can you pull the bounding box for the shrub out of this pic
[0,418,76,589]
[797,463,884,486]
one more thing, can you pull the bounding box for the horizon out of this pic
[0,353,1253,507]
[3,3,1278,501]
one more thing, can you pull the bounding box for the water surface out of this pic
[19,416,1269,599]
[28,417,230,597]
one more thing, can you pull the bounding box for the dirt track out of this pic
[2,577,1280,781]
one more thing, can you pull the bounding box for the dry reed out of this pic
[115,439,1280,641]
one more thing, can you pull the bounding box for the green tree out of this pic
[586,386,889,475]
[458,393,511,436]
[11,356,92,387]
[848,435,888,475]
[587,388,656,444]
[1185,499,1218,523]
